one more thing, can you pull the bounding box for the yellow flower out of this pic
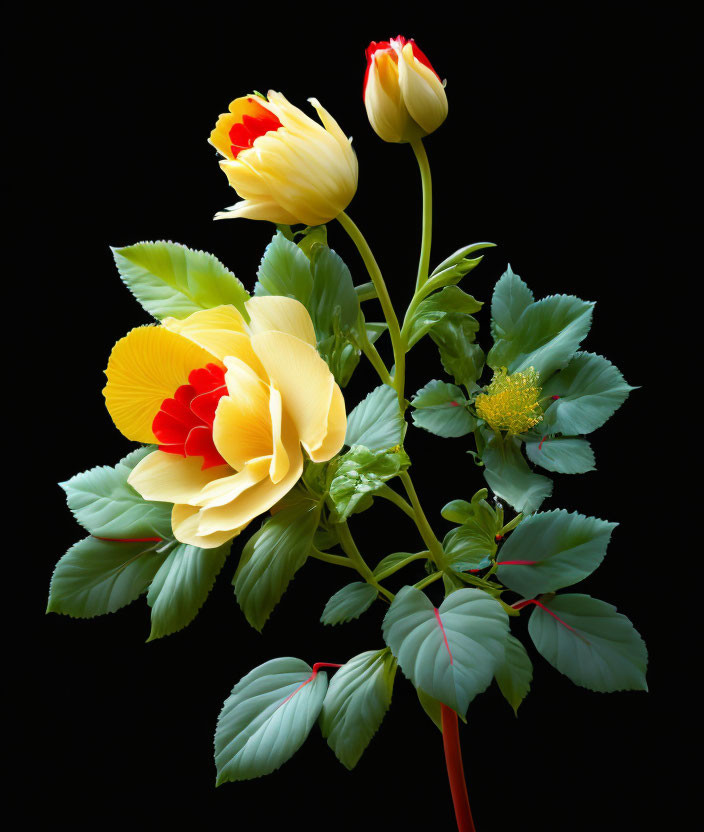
[103,298,346,548]
[364,36,448,143]
[475,368,543,435]
[209,92,358,226]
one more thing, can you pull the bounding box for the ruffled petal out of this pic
[171,504,242,548]
[127,450,229,505]
[307,381,347,462]
[250,330,335,458]
[103,325,218,443]
[246,296,316,346]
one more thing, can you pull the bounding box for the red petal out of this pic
[185,425,227,469]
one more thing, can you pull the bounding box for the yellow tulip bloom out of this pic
[364,36,448,143]
[209,92,358,226]
[103,298,346,548]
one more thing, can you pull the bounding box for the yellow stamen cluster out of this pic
[475,367,543,434]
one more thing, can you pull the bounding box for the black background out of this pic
[12,3,691,830]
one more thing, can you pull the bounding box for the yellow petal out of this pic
[246,296,316,347]
[171,504,243,548]
[163,306,266,377]
[127,450,230,505]
[197,414,304,535]
[250,330,335,457]
[307,381,347,463]
[194,456,272,509]
[103,325,218,443]
[398,43,448,135]
[268,385,290,482]
[212,358,273,470]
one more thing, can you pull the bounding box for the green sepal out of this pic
[215,658,328,784]
[112,241,249,321]
[319,649,396,769]
[329,445,410,521]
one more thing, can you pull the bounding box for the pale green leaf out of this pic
[528,594,648,692]
[373,551,426,579]
[494,634,533,715]
[321,582,378,625]
[490,265,534,339]
[430,314,484,387]
[488,294,594,379]
[497,509,617,599]
[320,649,396,768]
[215,658,328,783]
[407,286,483,349]
[482,434,553,514]
[147,541,231,640]
[60,446,172,539]
[112,242,248,320]
[233,501,320,631]
[542,352,636,435]
[254,230,313,304]
[329,445,410,521]
[47,536,167,618]
[525,436,596,474]
[345,385,406,450]
[382,586,509,716]
[411,380,477,438]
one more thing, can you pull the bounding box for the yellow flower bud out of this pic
[364,36,448,143]
[209,92,358,226]
[475,368,544,435]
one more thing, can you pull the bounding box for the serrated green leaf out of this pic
[309,245,360,337]
[488,294,594,379]
[525,436,596,473]
[254,231,313,303]
[382,586,509,716]
[528,594,648,692]
[542,351,636,435]
[60,446,172,539]
[146,541,230,640]
[112,242,249,321]
[320,649,396,768]
[345,385,406,450]
[490,266,534,340]
[410,380,477,438]
[215,658,328,783]
[430,313,484,387]
[482,433,553,514]
[233,502,320,631]
[494,634,533,715]
[47,536,167,618]
[321,582,378,625]
[329,445,410,521]
[406,286,483,349]
[497,509,617,599]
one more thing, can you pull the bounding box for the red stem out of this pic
[441,704,476,832]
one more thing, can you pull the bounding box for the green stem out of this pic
[310,548,356,569]
[377,484,417,519]
[399,471,447,569]
[410,138,433,293]
[355,315,393,385]
[374,551,429,582]
[355,281,377,302]
[336,521,395,602]
[337,211,406,409]
[414,571,443,591]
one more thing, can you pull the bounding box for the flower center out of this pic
[152,363,228,469]
[475,367,544,435]
[229,97,283,158]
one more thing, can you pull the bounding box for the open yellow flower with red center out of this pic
[364,36,448,143]
[103,298,346,548]
[209,92,358,226]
